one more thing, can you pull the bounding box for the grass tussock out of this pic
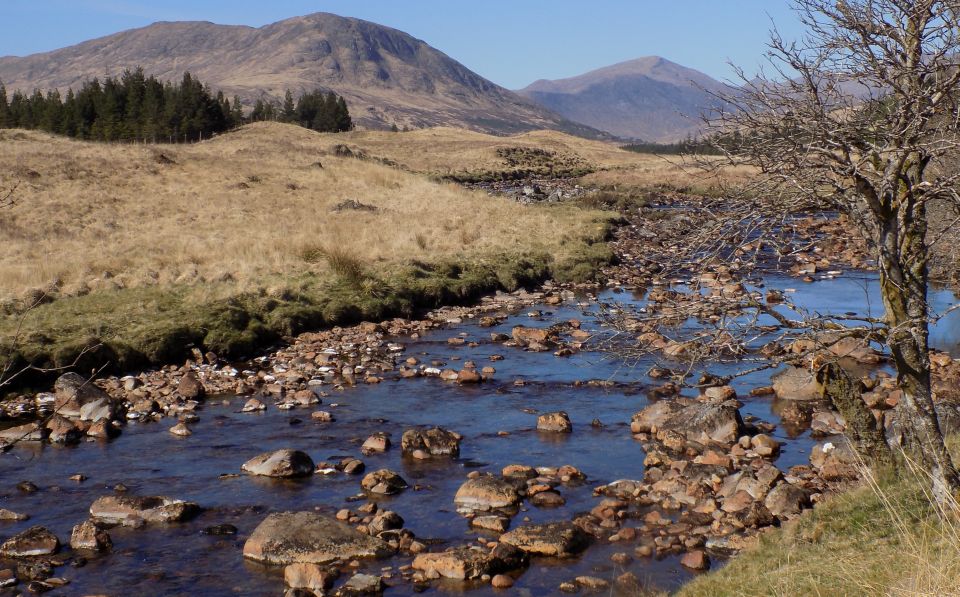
[680,445,960,597]
[0,123,616,389]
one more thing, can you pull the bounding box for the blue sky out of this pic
[0,1,803,89]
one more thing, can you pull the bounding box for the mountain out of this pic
[517,57,731,142]
[0,13,605,137]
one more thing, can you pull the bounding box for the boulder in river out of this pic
[454,476,521,513]
[44,415,82,444]
[54,372,111,419]
[632,399,745,447]
[243,511,393,565]
[537,411,572,433]
[412,546,494,580]
[401,427,461,458]
[0,526,59,558]
[0,509,28,521]
[89,495,201,526]
[366,510,403,536]
[361,433,391,455]
[512,326,553,349]
[500,522,591,558]
[412,542,527,580]
[70,520,112,552]
[360,469,408,495]
[241,449,315,478]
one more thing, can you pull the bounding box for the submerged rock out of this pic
[0,422,47,443]
[772,367,823,401]
[243,511,393,565]
[336,573,384,595]
[241,450,315,478]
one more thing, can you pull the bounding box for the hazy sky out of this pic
[0,1,804,89]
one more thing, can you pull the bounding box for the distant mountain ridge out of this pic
[0,13,606,137]
[518,57,731,142]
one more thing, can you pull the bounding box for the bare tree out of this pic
[705,0,960,503]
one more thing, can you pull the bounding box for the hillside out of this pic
[0,122,616,376]
[518,56,730,142]
[0,13,605,137]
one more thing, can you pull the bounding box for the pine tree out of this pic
[282,89,296,123]
[231,96,244,127]
[0,81,8,128]
[62,89,78,137]
[334,96,352,132]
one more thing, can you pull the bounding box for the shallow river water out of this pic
[1,273,958,596]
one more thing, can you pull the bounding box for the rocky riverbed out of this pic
[2,202,960,596]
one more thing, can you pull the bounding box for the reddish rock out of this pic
[284,562,338,592]
[680,550,710,570]
[177,372,206,399]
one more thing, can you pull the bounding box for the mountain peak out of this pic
[517,57,728,142]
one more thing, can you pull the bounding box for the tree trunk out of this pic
[878,205,960,504]
[817,362,893,468]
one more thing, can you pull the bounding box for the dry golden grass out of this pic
[0,123,608,302]
[581,154,757,197]
[305,126,641,175]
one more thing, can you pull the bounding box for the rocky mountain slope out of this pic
[0,13,604,137]
[518,57,731,142]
